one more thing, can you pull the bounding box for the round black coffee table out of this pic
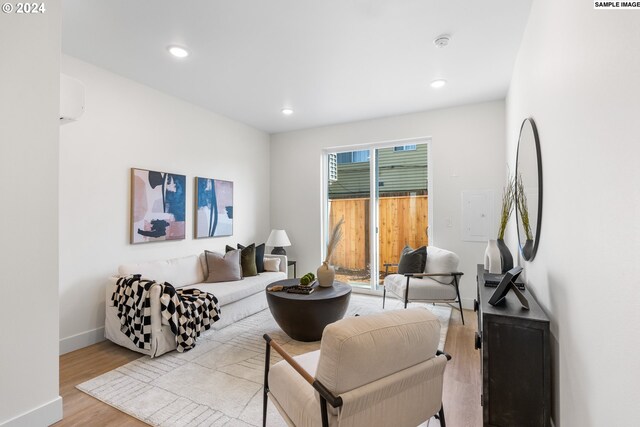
[266,279,352,342]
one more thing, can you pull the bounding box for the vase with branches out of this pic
[495,174,515,272]
[497,174,516,240]
[317,218,344,287]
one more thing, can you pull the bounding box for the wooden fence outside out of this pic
[328,195,428,273]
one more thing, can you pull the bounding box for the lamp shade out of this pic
[266,229,291,247]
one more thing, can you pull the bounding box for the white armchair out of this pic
[262,308,450,427]
[383,246,465,324]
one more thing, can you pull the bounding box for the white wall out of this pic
[0,3,63,426]
[270,100,506,307]
[59,55,272,353]
[506,1,640,425]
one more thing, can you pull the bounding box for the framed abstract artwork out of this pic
[130,168,186,244]
[195,177,233,238]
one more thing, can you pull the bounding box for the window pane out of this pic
[336,152,352,164]
[352,150,370,163]
[377,144,428,289]
[394,144,417,152]
[327,150,371,288]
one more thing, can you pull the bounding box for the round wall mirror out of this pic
[515,118,542,261]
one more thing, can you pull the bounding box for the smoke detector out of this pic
[433,35,451,48]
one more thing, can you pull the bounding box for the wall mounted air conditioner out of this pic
[60,73,84,124]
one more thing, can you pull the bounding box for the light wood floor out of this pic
[55,308,481,427]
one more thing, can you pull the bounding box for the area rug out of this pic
[78,294,451,426]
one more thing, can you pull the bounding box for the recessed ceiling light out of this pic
[430,79,447,88]
[281,108,294,116]
[167,45,189,58]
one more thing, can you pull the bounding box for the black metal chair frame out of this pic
[262,333,450,427]
[382,263,465,325]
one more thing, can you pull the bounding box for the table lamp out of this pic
[266,229,291,255]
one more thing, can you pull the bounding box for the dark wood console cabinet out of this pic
[475,264,551,427]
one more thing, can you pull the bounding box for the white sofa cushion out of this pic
[424,246,460,284]
[316,308,440,395]
[118,255,204,288]
[182,271,285,306]
[384,274,457,301]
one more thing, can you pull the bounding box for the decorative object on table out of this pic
[299,272,315,286]
[286,285,315,295]
[484,239,502,274]
[130,168,186,244]
[483,271,526,290]
[316,265,335,288]
[496,173,515,272]
[496,239,513,273]
[515,118,542,261]
[266,229,291,255]
[487,266,528,309]
[317,218,344,287]
[194,177,233,238]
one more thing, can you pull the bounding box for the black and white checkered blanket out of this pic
[112,275,220,353]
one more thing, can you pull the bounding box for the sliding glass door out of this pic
[326,150,372,287]
[325,140,429,291]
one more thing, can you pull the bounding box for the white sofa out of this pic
[105,253,287,357]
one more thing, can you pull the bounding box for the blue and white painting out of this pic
[195,177,233,238]
[131,168,186,244]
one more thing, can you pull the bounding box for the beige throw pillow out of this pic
[205,250,242,283]
[263,257,281,272]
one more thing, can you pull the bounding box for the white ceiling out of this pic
[62,0,532,134]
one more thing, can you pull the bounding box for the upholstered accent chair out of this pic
[383,246,465,324]
[262,308,450,427]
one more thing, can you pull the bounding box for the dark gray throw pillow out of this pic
[238,242,265,273]
[397,245,427,274]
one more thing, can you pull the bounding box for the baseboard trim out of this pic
[0,396,62,427]
[60,326,105,355]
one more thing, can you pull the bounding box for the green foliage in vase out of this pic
[497,174,515,240]
[516,174,533,241]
